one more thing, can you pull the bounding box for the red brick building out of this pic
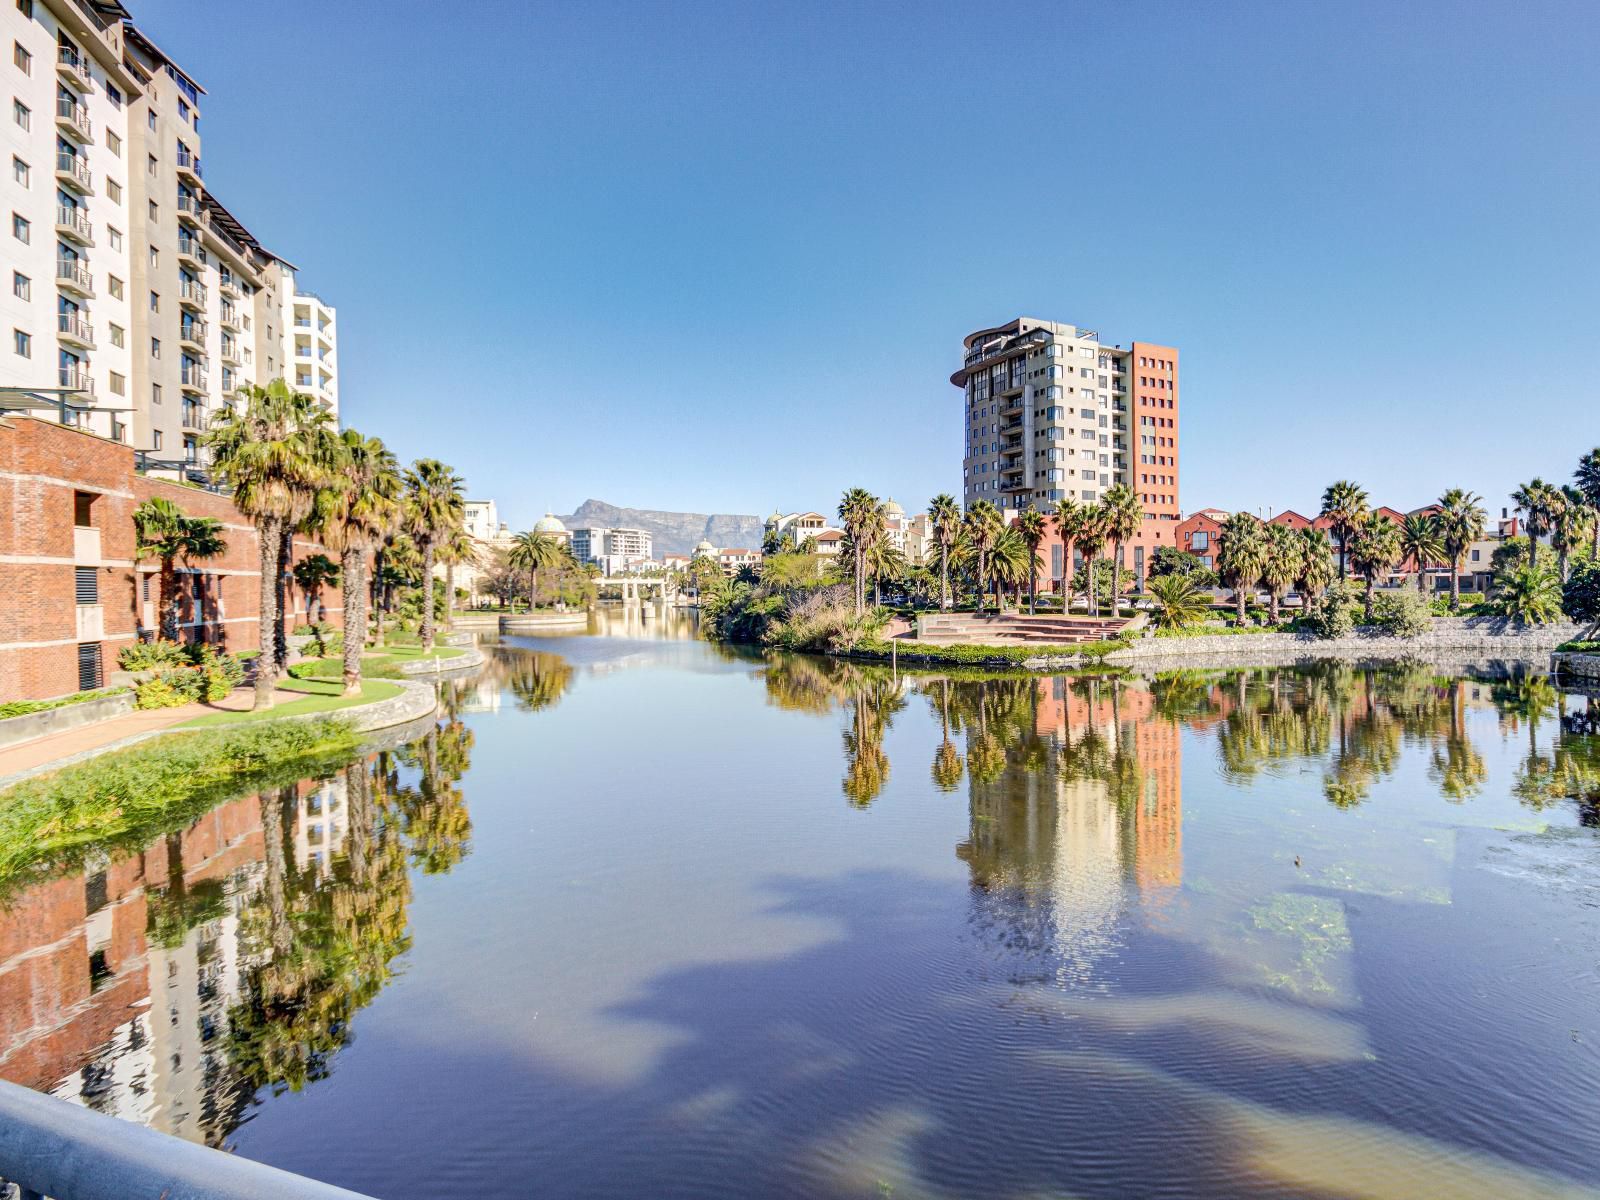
[1,416,342,701]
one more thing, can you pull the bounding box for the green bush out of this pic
[118,639,191,671]
[1371,589,1433,638]
[0,687,129,721]
[1305,581,1361,639]
[1557,640,1600,653]
[136,668,199,710]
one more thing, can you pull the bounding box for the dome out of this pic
[883,498,905,517]
[534,513,566,534]
[767,508,783,525]
[693,540,717,558]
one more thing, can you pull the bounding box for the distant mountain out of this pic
[555,499,765,558]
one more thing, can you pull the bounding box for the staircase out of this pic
[914,611,1133,646]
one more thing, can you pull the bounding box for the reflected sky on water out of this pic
[3,608,1599,1199]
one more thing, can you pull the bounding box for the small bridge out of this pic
[597,577,679,602]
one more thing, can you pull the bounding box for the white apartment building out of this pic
[2,0,340,479]
[571,525,653,568]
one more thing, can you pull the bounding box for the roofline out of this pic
[122,22,206,94]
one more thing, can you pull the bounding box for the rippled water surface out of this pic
[4,608,1600,1199]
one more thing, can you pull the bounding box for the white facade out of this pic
[572,525,653,568]
[279,265,337,417]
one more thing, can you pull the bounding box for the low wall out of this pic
[500,613,589,633]
[1554,652,1600,683]
[0,691,135,750]
[394,647,486,676]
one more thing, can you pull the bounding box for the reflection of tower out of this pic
[294,775,348,876]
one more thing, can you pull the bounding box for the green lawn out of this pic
[179,676,402,727]
[289,644,464,682]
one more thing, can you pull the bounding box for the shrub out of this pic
[135,675,189,710]
[0,688,129,721]
[1563,561,1600,635]
[1371,590,1432,638]
[118,639,190,671]
[1306,581,1360,639]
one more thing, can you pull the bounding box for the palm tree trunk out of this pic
[341,549,364,696]
[940,547,950,611]
[253,516,281,710]
[1364,575,1376,621]
[1451,555,1462,612]
[1235,582,1246,621]
[530,567,539,611]
[1269,592,1280,623]
[258,787,292,957]
[274,526,292,672]
[445,561,456,629]
[420,540,437,650]
[159,556,179,642]
[1028,558,1037,616]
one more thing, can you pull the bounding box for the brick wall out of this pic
[0,417,343,702]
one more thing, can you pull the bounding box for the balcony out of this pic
[180,320,208,351]
[218,277,239,300]
[175,147,202,185]
[55,258,93,297]
[219,339,239,365]
[176,194,206,228]
[179,279,209,310]
[55,151,93,195]
[177,232,204,267]
[56,46,93,92]
[59,365,94,396]
[218,303,239,330]
[55,95,92,143]
[58,313,95,349]
[180,364,208,393]
[55,205,93,246]
[181,405,208,431]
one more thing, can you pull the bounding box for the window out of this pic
[151,384,161,407]
[74,566,98,604]
[13,42,29,74]
[10,155,24,186]
[108,370,124,395]
[13,328,30,357]
[107,225,121,250]
[149,291,158,312]
[150,336,160,358]
[108,322,123,347]
[146,152,156,176]
[108,274,123,299]
[17,0,34,18]
[106,130,120,156]
[147,199,157,220]
[148,246,157,267]
[178,98,189,121]
[105,178,120,204]
[11,271,27,299]
[105,82,120,109]
[151,428,162,447]
[146,109,155,131]
[77,642,102,691]
[12,99,28,130]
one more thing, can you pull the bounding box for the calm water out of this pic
[4,607,1600,1199]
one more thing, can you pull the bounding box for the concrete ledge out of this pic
[1554,651,1600,683]
[394,646,485,676]
[501,613,589,633]
[0,691,135,751]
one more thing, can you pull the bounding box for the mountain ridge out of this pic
[554,498,765,558]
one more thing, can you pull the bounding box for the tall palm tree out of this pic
[1348,510,1402,620]
[1053,497,1084,606]
[437,524,476,629]
[1511,477,1558,567]
[1550,484,1591,583]
[989,525,1030,611]
[205,380,338,709]
[1260,521,1304,623]
[928,494,960,611]
[318,429,401,695]
[1016,507,1047,614]
[863,535,905,606]
[404,459,465,651]
[962,499,1002,614]
[1398,512,1444,594]
[1216,511,1267,622]
[1319,480,1369,579]
[1575,448,1600,560]
[1099,484,1144,615]
[1435,487,1487,612]
[292,553,340,623]
[1296,525,1336,615]
[838,487,880,616]
[132,497,227,643]
[507,530,564,612]
[1075,505,1109,616]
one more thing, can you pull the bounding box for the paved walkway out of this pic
[0,684,316,780]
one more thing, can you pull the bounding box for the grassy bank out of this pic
[290,644,463,682]
[179,676,402,728]
[0,687,129,721]
[0,719,360,888]
[845,634,1134,669]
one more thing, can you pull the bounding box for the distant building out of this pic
[765,510,842,551]
[533,513,571,545]
[572,526,654,574]
[717,548,759,577]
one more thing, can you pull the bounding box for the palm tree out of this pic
[404,459,465,652]
[1435,488,1487,612]
[1075,505,1109,616]
[1260,522,1304,623]
[1511,477,1558,566]
[436,524,475,629]
[1398,512,1443,595]
[1053,497,1084,606]
[1147,573,1211,629]
[988,525,1030,611]
[507,530,563,613]
[863,535,905,607]
[1099,484,1144,615]
[205,380,338,709]
[318,429,401,695]
[1348,510,1402,620]
[928,494,960,611]
[1016,507,1047,614]
[292,553,340,623]
[1492,563,1563,625]
[1319,480,1369,579]
[1216,511,1266,622]
[838,488,880,616]
[1550,484,1591,583]
[132,497,227,643]
[962,500,1002,614]
[1575,448,1600,560]
[1296,526,1336,615]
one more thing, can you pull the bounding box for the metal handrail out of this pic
[0,1079,377,1199]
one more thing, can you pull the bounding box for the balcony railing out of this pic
[55,204,93,244]
[58,365,94,395]
[179,279,209,309]
[56,45,92,91]
[175,147,203,180]
[57,313,94,346]
[55,95,92,141]
[177,232,204,263]
[219,303,239,329]
[219,276,239,299]
[180,365,209,392]
[55,258,93,294]
[180,320,208,346]
[176,193,207,226]
[181,406,208,430]
[55,151,92,193]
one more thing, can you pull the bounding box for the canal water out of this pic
[3,609,1599,1199]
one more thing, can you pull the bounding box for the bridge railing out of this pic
[0,1080,377,1200]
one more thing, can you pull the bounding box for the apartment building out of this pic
[3,0,339,483]
[571,526,654,567]
[953,316,1180,583]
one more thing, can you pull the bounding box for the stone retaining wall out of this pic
[501,613,589,632]
[394,647,486,676]
[1554,652,1600,683]
[0,691,135,751]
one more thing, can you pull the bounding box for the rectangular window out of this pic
[13,41,30,73]
[76,642,102,691]
[10,155,25,186]
[11,211,28,242]
[146,109,155,131]
[151,384,161,406]
[105,82,120,109]
[146,152,156,176]
[73,490,94,526]
[147,199,157,221]
[148,246,157,267]
[13,328,30,357]
[107,225,121,250]
[150,337,159,358]
[106,178,120,204]
[108,274,123,299]
[12,270,27,299]
[149,291,158,312]
[18,1,34,18]
[108,370,124,395]
[106,130,120,156]
[109,322,123,347]
[74,565,98,604]
[12,99,28,130]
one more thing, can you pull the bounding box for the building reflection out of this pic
[0,713,475,1146]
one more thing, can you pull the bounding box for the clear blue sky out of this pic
[137,0,1598,529]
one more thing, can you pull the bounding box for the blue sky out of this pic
[138,0,1598,529]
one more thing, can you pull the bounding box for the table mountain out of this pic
[556,499,764,557]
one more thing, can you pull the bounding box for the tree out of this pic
[1550,484,1592,583]
[862,535,904,607]
[1016,507,1047,614]
[928,494,960,611]
[1099,484,1144,613]
[508,530,565,612]
[962,500,1002,614]
[1348,510,1402,621]
[205,380,338,709]
[317,429,401,694]
[1493,563,1563,625]
[988,525,1030,611]
[1146,572,1211,630]
[404,460,465,652]
[292,553,340,623]
[1260,522,1304,623]
[1435,488,1487,612]
[1398,512,1443,594]
[1216,511,1267,622]
[1575,448,1600,560]
[1148,544,1216,587]
[436,524,476,629]
[1319,480,1369,579]
[1053,498,1085,604]
[1296,526,1336,615]
[1075,505,1109,616]
[838,488,880,616]
[132,497,226,643]
[1512,478,1558,564]
[1562,560,1600,639]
